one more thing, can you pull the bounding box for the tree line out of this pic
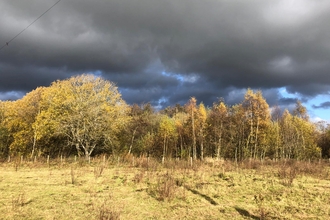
[0,74,329,161]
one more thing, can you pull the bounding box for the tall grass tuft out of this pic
[98,196,121,220]
[71,167,76,184]
[12,192,26,210]
[278,164,297,187]
[254,193,269,220]
[94,164,105,179]
[155,172,178,201]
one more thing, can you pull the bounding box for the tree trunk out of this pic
[217,137,221,160]
[128,128,137,155]
[200,139,204,161]
[192,108,196,160]
[163,134,167,163]
[180,134,183,159]
[216,122,223,160]
[254,117,259,159]
[75,143,82,157]
[31,132,37,158]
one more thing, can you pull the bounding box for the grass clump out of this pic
[98,197,121,220]
[148,172,179,202]
[278,164,297,187]
[254,193,269,220]
[94,164,105,179]
[12,192,26,210]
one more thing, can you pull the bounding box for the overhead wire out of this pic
[0,0,62,51]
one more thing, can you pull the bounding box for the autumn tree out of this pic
[173,111,189,158]
[242,89,270,159]
[208,101,228,160]
[124,103,158,156]
[316,121,330,158]
[0,76,325,162]
[4,87,44,157]
[159,115,177,162]
[185,97,198,159]
[0,101,11,158]
[279,110,296,158]
[293,116,320,159]
[266,120,281,160]
[268,105,282,160]
[227,104,246,161]
[126,104,145,155]
[293,100,309,121]
[279,108,320,159]
[196,103,208,160]
[35,74,129,159]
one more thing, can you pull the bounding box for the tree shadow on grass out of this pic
[185,186,218,205]
[234,206,259,220]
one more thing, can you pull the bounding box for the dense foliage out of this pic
[0,74,328,160]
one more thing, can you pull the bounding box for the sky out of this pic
[0,0,330,121]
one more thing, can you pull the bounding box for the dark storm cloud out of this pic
[106,70,179,90]
[313,102,330,109]
[0,62,71,92]
[278,97,298,106]
[1,0,330,111]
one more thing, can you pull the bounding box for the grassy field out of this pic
[0,157,329,219]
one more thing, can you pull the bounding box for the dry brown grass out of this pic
[0,157,329,219]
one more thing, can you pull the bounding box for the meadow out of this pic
[0,156,329,219]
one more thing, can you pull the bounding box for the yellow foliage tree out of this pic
[173,111,189,158]
[0,101,11,157]
[185,97,197,159]
[242,89,270,159]
[159,115,177,162]
[35,74,129,159]
[208,101,228,160]
[280,108,320,159]
[4,87,44,157]
[197,103,207,160]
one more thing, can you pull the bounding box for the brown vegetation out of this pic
[0,157,329,219]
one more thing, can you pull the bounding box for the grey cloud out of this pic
[313,102,330,109]
[1,0,330,113]
[278,97,298,106]
[0,91,25,101]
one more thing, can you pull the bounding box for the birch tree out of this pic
[242,89,270,159]
[197,103,207,160]
[185,97,198,159]
[208,101,228,160]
